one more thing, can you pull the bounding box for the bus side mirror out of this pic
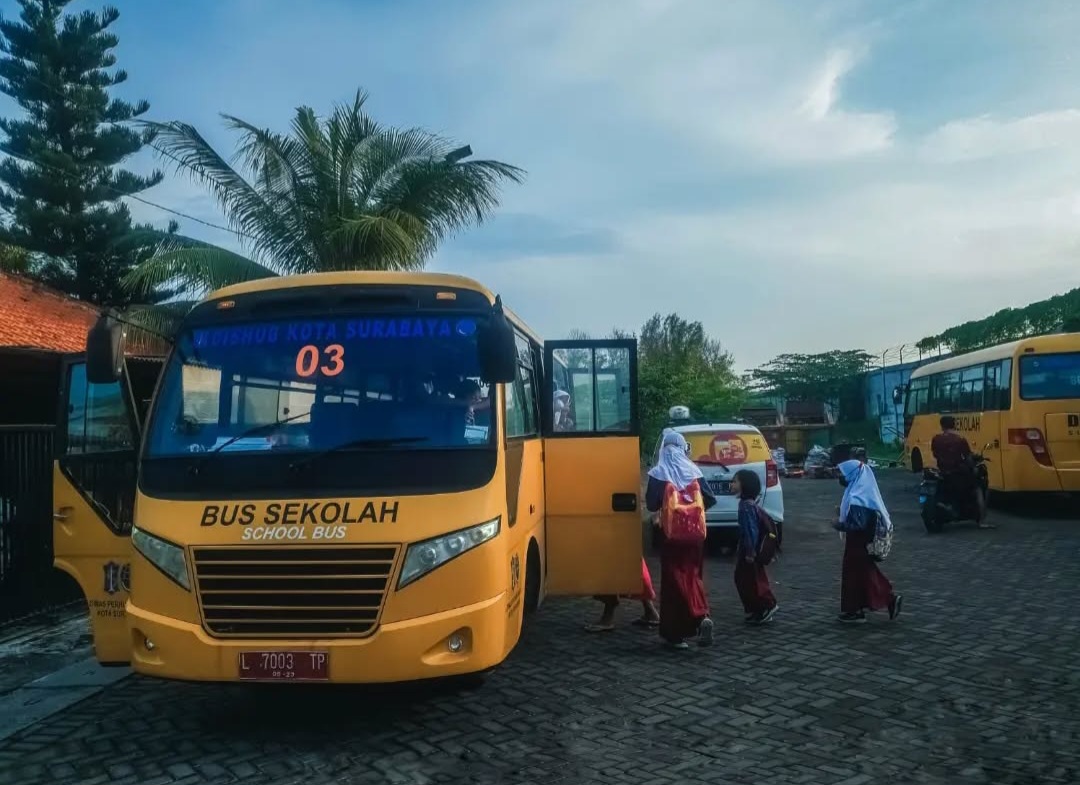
[892,385,906,406]
[86,313,126,384]
[478,296,516,384]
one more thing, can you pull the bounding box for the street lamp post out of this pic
[444,145,472,164]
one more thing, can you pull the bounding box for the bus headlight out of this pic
[131,525,191,591]
[398,518,500,589]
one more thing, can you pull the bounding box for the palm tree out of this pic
[123,90,524,331]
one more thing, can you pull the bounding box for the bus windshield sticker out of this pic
[192,317,478,349]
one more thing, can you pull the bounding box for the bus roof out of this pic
[199,271,542,345]
[909,332,1080,380]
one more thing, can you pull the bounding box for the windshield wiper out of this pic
[187,410,313,475]
[288,436,430,472]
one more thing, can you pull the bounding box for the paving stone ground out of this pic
[1,472,1078,785]
[0,610,92,697]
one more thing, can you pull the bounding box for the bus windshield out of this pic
[1019,352,1080,401]
[145,313,493,458]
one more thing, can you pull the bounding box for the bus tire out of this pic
[910,449,924,474]
[524,540,541,616]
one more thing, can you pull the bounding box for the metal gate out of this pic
[0,425,80,625]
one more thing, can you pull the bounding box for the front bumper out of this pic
[126,592,508,684]
[705,512,738,527]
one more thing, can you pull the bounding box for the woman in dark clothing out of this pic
[645,429,717,649]
[834,460,903,624]
[731,469,778,625]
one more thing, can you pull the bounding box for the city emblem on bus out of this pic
[103,561,131,595]
[510,553,521,594]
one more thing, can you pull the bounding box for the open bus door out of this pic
[53,353,150,665]
[542,340,643,595]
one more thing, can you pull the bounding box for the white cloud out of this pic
[920,110,1080,163]
[475,0,895,166]
[802,49,855,120]
[90,0,1080,368]
[435,0,1080,364]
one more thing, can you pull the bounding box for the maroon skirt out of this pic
[841,528,894,613]
[734,560,776,614]
[659,539,709,642]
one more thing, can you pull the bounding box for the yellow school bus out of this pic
[53,272,643,683]
[902,332,1080,493]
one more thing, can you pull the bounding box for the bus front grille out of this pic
[191,545,399,638]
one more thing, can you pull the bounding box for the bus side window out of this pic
[519,366,538,435]
[931,371,961,413]
[594,347,632,432]
[549,353,573,432]
[905,378,928,416]
[505,378,527,437]
[515,333,539,436]
[66,363,134,455]
[999,360,1013,409]
[959,365,985,412]
[985,362,1002,411]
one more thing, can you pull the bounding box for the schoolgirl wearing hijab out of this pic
[646,429,717,648]
[834,460,903,624]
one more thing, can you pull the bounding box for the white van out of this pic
[653,422,785,544]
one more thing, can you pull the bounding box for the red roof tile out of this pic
[0,272,100,353]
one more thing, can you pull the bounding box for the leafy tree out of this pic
[563,327,634,371]
[917,287,1080,353]
[570,315,745,451]
[124,91,525,314]
[0,0,166,305]
[749,350,873,419]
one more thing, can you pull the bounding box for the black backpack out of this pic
[754,505,780,566]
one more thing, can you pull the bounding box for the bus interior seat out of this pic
[309,400,358,448]
[353,398,402,441]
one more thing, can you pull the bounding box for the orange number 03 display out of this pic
[295,344,345,378]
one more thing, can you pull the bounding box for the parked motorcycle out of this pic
[918,450,990,533]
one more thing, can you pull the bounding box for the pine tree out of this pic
[0,241,29,274]
[0,0,165,306]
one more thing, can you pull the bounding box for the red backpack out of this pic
[661,480,707,544]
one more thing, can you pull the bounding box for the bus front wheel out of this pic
[524,541,541,616]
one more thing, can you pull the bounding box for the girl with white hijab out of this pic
[834,460,902,624]
[553,390,573,431]
[645,430,717,648]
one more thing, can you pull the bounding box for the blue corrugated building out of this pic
[862,354,948,445]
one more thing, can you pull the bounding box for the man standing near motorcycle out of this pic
[931,416,991,528]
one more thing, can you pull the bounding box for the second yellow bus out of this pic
[901,332,1080,493]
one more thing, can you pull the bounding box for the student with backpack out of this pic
[584,559,660,633]
[834,460,902,624]
[731,469,779,625]
[645,430,717,649]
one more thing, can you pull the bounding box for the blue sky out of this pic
[7,0,1080,367]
